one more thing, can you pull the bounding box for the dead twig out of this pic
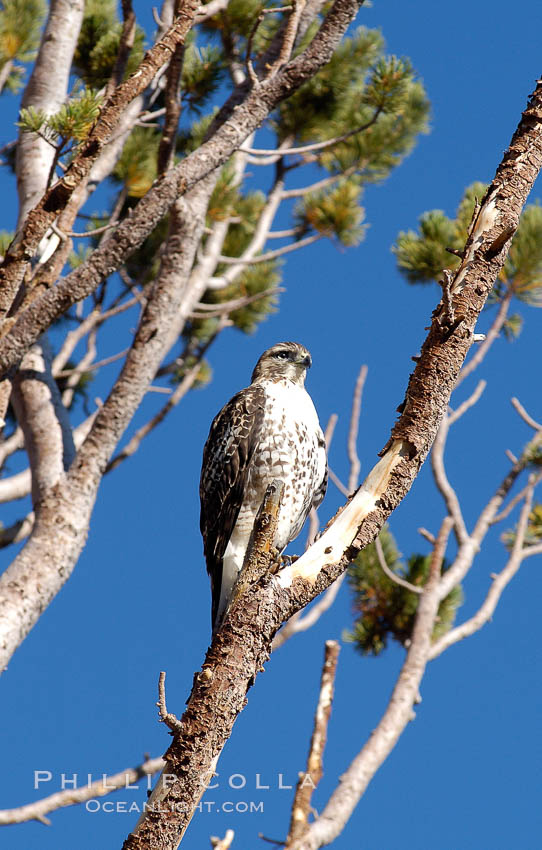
[430,486,536,659]
[210,830,235,849]
[511,397,542,431]
[0,755,164,825]
[375,536,422,595]
[347,364,367,493]
[157,671,184,734]
[286,640,340,845]
[246,5,294,85]
[447,379,486,425]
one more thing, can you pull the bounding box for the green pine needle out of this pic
[295,179,366,246]
[0,0,46,92]
[344,525,463,656]
[394,183,542,313]
[73,0,145,88]
[113,126,161,197]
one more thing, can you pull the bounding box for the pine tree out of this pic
[393,183,542,338]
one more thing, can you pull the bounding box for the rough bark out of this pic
[14,0,85,231]
[0,0,202,319]
[122,482,284,849]
[0,0,365,375]
[10,337,75,506]
[0,0,364,675]
[117,76,542,849]
[0,175,215,673]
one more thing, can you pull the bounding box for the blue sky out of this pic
[1,1,542,848]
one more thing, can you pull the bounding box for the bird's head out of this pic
[251,341,312,386]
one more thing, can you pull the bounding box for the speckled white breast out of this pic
[219,378,326,620]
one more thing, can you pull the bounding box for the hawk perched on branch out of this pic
[200,341,328,629]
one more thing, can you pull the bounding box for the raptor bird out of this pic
[200,341,328,629]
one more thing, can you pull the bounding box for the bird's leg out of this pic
[270,552,299,573]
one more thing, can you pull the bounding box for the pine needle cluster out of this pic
[0,0,45,92]
[345,526,462,656]
[73,0,144,88]
[393,183,542,332]
[7,1,432,406]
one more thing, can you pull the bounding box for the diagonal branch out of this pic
[375,535,422,594]
[510,396,542,431]
[106,329,223,473]
[455,289,512,386]
[430,416,469,544]
[240,108,383,159]
[0,0,367,379]
[110,75,542,850]
[0,756,164,825]
[0,0,202,319]
[347,364,367,493]
[430,480,537,659]
[217,233,322,265]
[437,424,542,602]
[289,519,452,850]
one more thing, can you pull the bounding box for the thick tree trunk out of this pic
[121,77,542,850]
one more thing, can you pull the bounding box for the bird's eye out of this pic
[275,351,289,360]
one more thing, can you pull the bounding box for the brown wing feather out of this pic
[199,384,265,625]
[312,431,328,510]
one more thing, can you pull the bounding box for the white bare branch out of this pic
[510,396,542,431]
[347,364,367,493]
[430,481,537,659]
[11,338,75,506]
[375,535,422,594]
[0,755,164,825]
[15,0,85,228]
[456,290,512,386]
[447,379,487,425]
[291,519,452,850]
[430,416,469,544]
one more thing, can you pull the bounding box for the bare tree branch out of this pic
[0,513,35,549]
[0,0,202,318]
[240,109,383,159]
[124,481,285,848]
[0,756,164,825]
[106,330,222,473]
[290,519,452,850]
[157,0,185,175]
[210,830,235,850]
[447,379,486,425]
[430,481,537,659]
[510,396,542,431]
[158,671,184,733]
[14,0,85,229]
[456,289,512,386]
[374,535,422,594]
[286,640,340,846]
[347,364,367,493]
[111,76,542,848]
[0,0,367,375]
[430,417,469,544]
[11,338,75,506]
[104,0,137,98]
[280,166,357,199]
[491,471,542,525]
[217,233,322,264]
[272,575,346,651]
